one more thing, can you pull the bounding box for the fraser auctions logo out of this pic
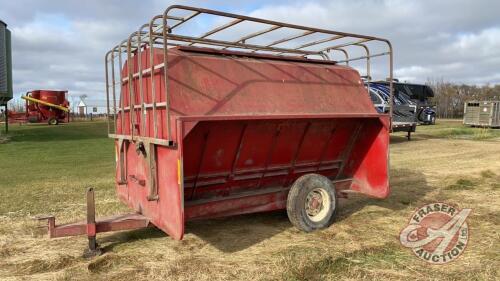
[399,203,471,264]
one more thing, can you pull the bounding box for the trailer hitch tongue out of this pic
[36,187,151,258]
[35,215,56,238]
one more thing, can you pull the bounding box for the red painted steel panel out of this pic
[117,47,389,239]
[343,116,390,198]
[117,47,377,138]
[115,141,184,239]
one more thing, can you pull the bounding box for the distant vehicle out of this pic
[370,81,436,125]
[365,82,417,139]
[418,106,436,125]
[366,82,416,112]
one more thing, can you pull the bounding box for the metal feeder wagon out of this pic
[40,5,394,255]
[6,90,70,125]
[23,90,70,125]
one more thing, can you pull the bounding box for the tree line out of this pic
[427,79,500,119]
[5,81,499,120]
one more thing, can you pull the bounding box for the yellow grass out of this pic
[0,120,499,280]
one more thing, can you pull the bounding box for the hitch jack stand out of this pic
[37,187,151,258]
[84,188,102,258]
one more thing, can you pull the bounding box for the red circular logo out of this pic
[399,203,471,264]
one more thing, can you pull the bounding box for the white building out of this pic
[77,99,108,115]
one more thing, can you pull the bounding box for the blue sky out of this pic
[0,0,499,103]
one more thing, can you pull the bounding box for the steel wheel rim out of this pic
[305,188,331,222]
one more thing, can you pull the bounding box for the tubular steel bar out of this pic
[188,18,244,46]
[118,41,125,135]
[263,30,315,49]
[105,51,111,134]
[162,15,172,142]
[110,50,117,134]
[104,5,394,145]
[357,43,372,99]
[37,187,151,257]
[276,35,345,55]
[234,25,281,44]
[137,24,148,136]
[149,17,160,139]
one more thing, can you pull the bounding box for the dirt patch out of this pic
[480,170,496,178]
[445,178,476,190]
[0,135,10,144]
[3,255,78,276]
[278,242,412,281]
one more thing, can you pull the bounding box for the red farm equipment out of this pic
[39,6,394,256]
[9,90,70,125]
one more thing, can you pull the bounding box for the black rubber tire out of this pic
[48,118,58,125]
[286,174,338,232]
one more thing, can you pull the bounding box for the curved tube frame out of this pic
[104,5,394,144]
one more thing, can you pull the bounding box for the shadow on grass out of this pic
[99,227,166,253]
[280,241,409,280]
[6,122,108,143]
[187,168,430,253]
[389,134,428,144]
[186,210,290,253]
[96,168,431,254]
[335,168,432,223]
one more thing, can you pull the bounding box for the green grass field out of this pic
[0,122,127,220]
[0,120,499,280]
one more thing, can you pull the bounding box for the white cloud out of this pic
[395,65,432,81]
[450,27,500,57]
[244,0,500,84]
[0,0,499,101]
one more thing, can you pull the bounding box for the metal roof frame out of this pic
[105,5,394,143]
